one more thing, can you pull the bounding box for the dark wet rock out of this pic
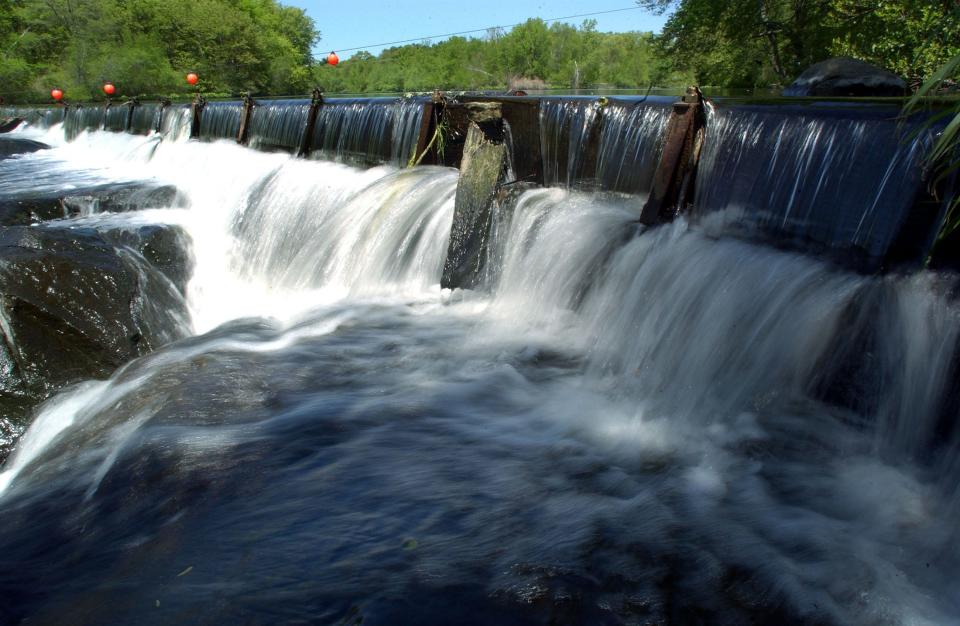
[97,223,194,294]
[0,224,190,452]
[783,57,908,97]
[0,118,24,133]
[0,182,185,226]
[60,183,186,215]
[0,136,49,160]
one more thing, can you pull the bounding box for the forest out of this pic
[0,0,958,102]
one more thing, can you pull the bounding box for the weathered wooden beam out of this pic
[440,101,502,169]
[441,106,509,290]
[237,94,255,145]
[189,94,205,139]
[298,88,324,157]
[411,101,436,166]
[639,86,705,225]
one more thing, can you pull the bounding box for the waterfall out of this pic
[539,98,601,187]
[539,97,672,194]
[129,103,162,135]
[64,106,106,140]
[596,100,672,195]
[198,101,242,141]
[0,107,64,129]
[159,104,192,141]
[696,104,939,267]
[309,98,425,166]
[0,100,959,625]
[103,105,129,132]
[247,99,312,152]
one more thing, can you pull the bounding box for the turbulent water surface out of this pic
[0,119,958,626]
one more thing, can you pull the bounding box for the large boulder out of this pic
[0,223,192,457]
[783,57,908,97]
[0,136,49,160]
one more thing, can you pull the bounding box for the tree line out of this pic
[0,0,318,102]
[642,0,960,88]
[1,0,957,103]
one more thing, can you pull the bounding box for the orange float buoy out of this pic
[186,73,199,86]
[326,52,339,66]
[103,83,116,96]
[51,88,64,101]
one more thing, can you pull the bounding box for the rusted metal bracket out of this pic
[157,99,171,133]
[639,86,706,225]
[237,93,255,144]
[125,97,139,132]
[103,99,112,130]
[189,94,206,139]
[298,88,324,157]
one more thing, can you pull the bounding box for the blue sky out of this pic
[283,1,669,59]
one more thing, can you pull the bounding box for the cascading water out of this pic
[0,106,64,129]
[198,101,243,141]
[103,104,129,132]
[596,99,672,195]
[0,100,958,625]
[129,103,162,135]
[696,104,940,268]
[247,99,312,151]
[158,104,192,141]
[539,97,672,194]
[63,105,106,140]
[309,98,425,166]
[539,97,601,187]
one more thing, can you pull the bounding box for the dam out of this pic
[0,90,957,624]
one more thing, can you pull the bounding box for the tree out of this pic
[638,0,960,88]
[0,0,319,102]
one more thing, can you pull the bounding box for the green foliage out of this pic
[314,19,679,95]
[0,0,318,103]
[902,54,960,240]
[640,0,960,88]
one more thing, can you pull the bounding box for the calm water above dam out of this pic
[0,114,957,625]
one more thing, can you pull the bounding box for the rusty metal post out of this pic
[237,93,255,145]
[189,94,206,139]
[125,97,139,133]
[156,99,171,133]
[639,86,705,225]
[298,88,324,157]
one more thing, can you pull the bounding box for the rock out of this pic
[0,223,191,449]
[0,118,24,133]
[0,136,49,160]
[60,183,186,215]
[0,182,185,226]
[783,57,908,97]
[97,222,194,294]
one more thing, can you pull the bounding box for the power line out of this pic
[327,6,643,54]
